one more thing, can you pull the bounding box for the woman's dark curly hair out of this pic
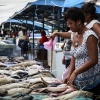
[81,2,96,15]
[81,2,97,19]
[64,7,85,24]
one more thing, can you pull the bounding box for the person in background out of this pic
[18,28,23,38]
[62,7,100,95]
[18,29,29,55]
[60,29,72,68]
[81,2,100,46]
[38,30,48,48]
[61,39,72,68]
[14,31,18,37]
[37,30,48,60]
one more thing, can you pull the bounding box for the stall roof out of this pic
[1,0,100,30]
[5,19,52,30]
[9,0,100,31]
[10,0,67,30]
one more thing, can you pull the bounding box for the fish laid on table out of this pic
[10,61,37,68]
[30,82,47,89]
[7,88,32,96]
[0,70,10,75]
[0,76,16,86]
[43,90,94,100]
[10,66,25,71]
[13,56,25,63]
[25,77,61,86]
[0,82,30,91]
[0,62,7,67]
[11,70,28,77]
[0,89,8,96]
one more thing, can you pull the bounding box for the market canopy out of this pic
[1,0,100,30]
[9,0,68,31]
[9,0,100,31]
[4,19,52,30]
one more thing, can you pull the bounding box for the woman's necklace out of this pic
[74,33,79,47]
[74,26,87,47]
[75,42,78,47]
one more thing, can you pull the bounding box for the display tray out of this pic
[0,44,15,49]
[0,44,15,57]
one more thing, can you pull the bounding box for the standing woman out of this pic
[63,7,100,95]
[81,2,100,46]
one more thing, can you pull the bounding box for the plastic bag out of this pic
[43,38,56,50]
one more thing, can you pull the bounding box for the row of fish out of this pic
[0,56,94,100]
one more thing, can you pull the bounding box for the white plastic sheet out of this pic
[0,0,37,25]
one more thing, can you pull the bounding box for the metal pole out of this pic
[42,12,44,31]
[57,9,61,42]
[26,19,27,31]
[32,16,35,59]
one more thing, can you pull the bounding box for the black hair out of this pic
[81,2,96,15]
[41,30,46,36]
[64,7,85,24]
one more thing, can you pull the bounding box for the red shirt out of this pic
[39,36,48,44]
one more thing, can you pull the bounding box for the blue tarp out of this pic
[62,0,100,13]
[63,0,85,8]
[6,19,52,30]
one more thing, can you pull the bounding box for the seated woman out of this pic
[38,30,48,48]
[37,30,48,60]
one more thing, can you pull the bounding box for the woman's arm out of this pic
[93,23,100,46]
[63,56,75,83]
[93,23,100,39]
[68,56,75,76]
[50,32,71,39]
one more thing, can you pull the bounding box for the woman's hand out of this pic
[62,74,70,83]
[67,71,77,85]
[49,32,56,39]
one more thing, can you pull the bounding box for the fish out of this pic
[0,70,10,75]
[0,89,8,96]
[10,61,37,68]
[0,76,16,86]
[57,90,93,100]
[30,82,47,89]
[43,90,93,100]
[7,88,32,96]
[0,82,30,91]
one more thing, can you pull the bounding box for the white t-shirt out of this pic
[86,19,100,29]
[18,30,23,38]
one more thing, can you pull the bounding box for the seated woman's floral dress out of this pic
[71,30,100,90]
